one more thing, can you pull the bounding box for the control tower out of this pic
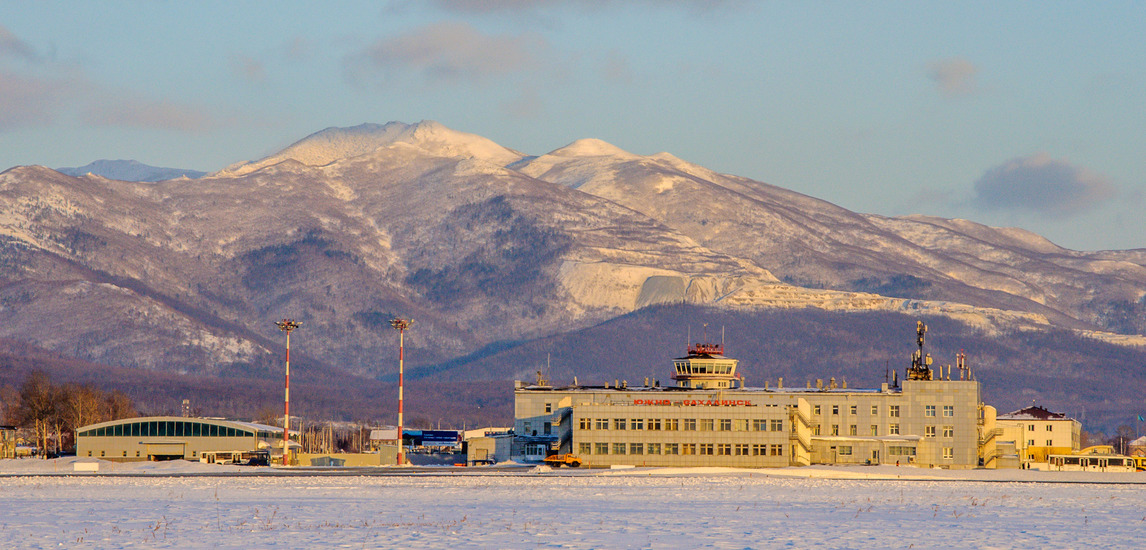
[671,342,742,389]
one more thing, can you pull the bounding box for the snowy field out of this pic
[2,459,1144,549]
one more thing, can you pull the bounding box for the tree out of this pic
[16,371,57,457]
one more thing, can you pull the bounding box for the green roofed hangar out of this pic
[76,416,291,462]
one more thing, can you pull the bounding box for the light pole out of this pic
[390,317,411,466]
[276,319,301,466]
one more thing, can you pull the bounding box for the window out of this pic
[579,418,591,430]
[647,443,661,455]
[942,426,953,438]
[814,405,822,415]
[889,424,900,435]
[889,446,916,456]
[1046,440,1053,446]
[925,426,936,437]
[734,419,748,431]
[943,405,954,417]
[769,444,783,456]
[850,405,857,415]
[870,425,878,436]
[943,447,954,459]
[752,444,766,456]
[719,419,732,431]
[889,405,900,418]
[735,444,749,456]
[648,419,661,431]
[613,443,627,455]
[753,419,767,431]
[812,425,821,435]
[579,442,592,454]
[700,419,714,431]
[630,443,644,455]
[543,422,551,435]
[832,405,839,415]
[871,405,879,415]
[1028,424,1035,432]
[771,419,783,431]
[839,446,853,456]
[665,419,679,431]
[682,443,696,455]
[664,443,679,455]
[544,403,552,413]
[849,425,857,436]
[595,419,609,430]
[831,425,839,436]
[122,450,127,457]
[684,419,697,431]
[701,444,714,455]
[595,442,609,455]
[630,419,644,430]
[1046,425,1053,432]
[925,405,936,417]
[1027,439,1035,446]
[614,419,626,430]
[717,444,731,456]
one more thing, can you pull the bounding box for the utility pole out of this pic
[390,318,411,466]
[276,319,301,466]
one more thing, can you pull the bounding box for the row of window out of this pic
[812,404,955,417]
[1028,424,1056,431]
[1027,440,1056,446]
[578,418,785,432]
[78,421,255,439]
[578,442,785,457]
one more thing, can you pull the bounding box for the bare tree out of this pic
[16,372,57,457]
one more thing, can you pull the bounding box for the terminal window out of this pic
[943,426,953,438]
[664,443,678,455]
[770,419,783,431]
[647,443,661,455]
[717,444,731,456]
[700,444,714,455]
[681,443,696,455]
[943,405,954,417]
[850,405,857,415]
[943,447,954,459]
[831,425,839,436]
[752,444,766,456]
[614,419,626,430]
[832,405,839,415]
[753,419,767,431]
[613,443,626,455]
[871,405,879,415]
[630,443,643,455]
[580,442,592,454]
[719,419,732,431]
[849,425,857,436]
[870,425,878,435]
[595,419,608,430]
[647,419,661,430]
[889,406,900,418]
[925,426,936,437]
[735,444,749,456]
[579,418,591,430]
[683,419,696,431]
[700,419,714,431]
[630,419,644,430]
[925,405,936,417]
[814,405,822,415]
[769,444,783,456]
[595,443,609,455]
[665,419,679,431]
[889,424,900,435]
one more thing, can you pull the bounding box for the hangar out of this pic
[76,416,288,462]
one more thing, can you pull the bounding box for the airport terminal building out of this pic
[514,326,994,469]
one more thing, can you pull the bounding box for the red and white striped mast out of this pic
[276,319,301,466]
[390,317,411,466]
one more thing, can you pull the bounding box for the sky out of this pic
[1,1,1143,251]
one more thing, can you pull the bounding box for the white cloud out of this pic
[926,57,978,97]
[346,22,550,87]
[971,154,1115,218]
[0,25,41,63]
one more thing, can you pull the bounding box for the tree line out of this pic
[1,371,137,457]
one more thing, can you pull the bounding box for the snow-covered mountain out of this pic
[56,160,205,182]
[2,120,1144,400]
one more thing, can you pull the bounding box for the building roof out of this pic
[997,405,1071,421]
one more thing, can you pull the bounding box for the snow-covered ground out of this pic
[2,458,1143,548]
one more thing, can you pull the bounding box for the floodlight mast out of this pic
[275,319,301,466]
[390,318,411,466]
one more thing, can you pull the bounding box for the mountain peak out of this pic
[216,120,524,176]
[56,160,205,182]
[548,138,637,159]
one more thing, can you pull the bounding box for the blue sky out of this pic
[1,1,1143,251]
